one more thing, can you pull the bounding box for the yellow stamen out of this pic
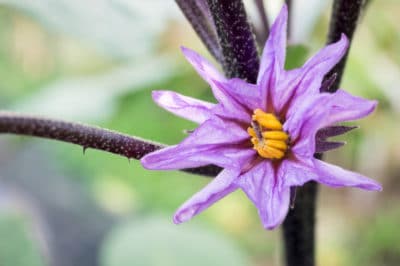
[266,140,288,150]
[248,109,289,160]
[262,131,289,141]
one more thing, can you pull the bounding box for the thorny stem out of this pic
[175,0,223,63]
[206,0,260,83]
[0,112,221,177]
[283,1,364,266]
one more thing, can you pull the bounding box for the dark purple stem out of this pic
[282,1,364,266]
[324,0,364,93]
[206,0,260,83]
[0,112,221,177]
[254,0,269,45]
[175,0,223,63]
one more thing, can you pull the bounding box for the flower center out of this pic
[247,109,289,160]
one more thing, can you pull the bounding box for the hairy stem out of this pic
[283,181,318,266]
[282,1,364,265]
[0,112,221,177]
[206,0,260,83]
[324,0,364,93]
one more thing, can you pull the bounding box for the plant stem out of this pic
[324,0,364,93]
[282,1,364,265]
[206,0,260,83]
[283,181,318,266]
[0,112,221,177]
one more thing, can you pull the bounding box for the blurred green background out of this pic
[0,1,399,266]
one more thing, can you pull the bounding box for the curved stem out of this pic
[0,112,221,177]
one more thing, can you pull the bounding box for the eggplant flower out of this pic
[141,5,381,229]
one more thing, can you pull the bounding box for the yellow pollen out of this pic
[248,109,289,160]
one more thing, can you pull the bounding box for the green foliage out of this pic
[100,216,250,266]
[350,210,400,266]
[0,213,45,266]
[284,45,309,70]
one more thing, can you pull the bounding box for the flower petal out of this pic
[313,159,382,191]
[181,46,225,84]
[236,161,291,229]
[141,144,254,170]
[181,116,249,146]
[152,90,215,124]
[181,46,254,119]
[258,5,287,83]
[326,89,377,124]
[181,47,229,102]
[173,168,239,223]
[288,88,377,157]
[280,159,318,188]
[301,34,348,92]
[141,118,255,170]
[274,34,349,115]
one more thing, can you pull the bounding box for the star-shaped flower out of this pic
[141,5,381,229]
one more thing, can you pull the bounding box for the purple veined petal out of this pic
[181,46,228,101]
[141,143,255,170]
[326,89,378,124]
[236,161,291,229]
[286,88,376,158]
[181,46,252,117]
[273,34,348,115]
[181,46,225,83]
[257,4,287,84]
[180,116,249,146]
[280,159,318,188]
[286,94,332,157]
[259,56,282,111]
[313,159,382,191]
[284,93,331,141]
[174,168,240,224]
[152,90,215,124]
[210,78,263,122]
[220,78,261,111]
[210,80,253,122]
[294,34,348,98]
[269,67,301,114]
[141,118,256,170]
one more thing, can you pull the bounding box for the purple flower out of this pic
[141,5,381,229]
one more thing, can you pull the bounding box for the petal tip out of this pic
[174,207,196,224]
[262,222,280,230]
[151,90,162,100]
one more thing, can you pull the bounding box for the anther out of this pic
[248,109,289,160]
